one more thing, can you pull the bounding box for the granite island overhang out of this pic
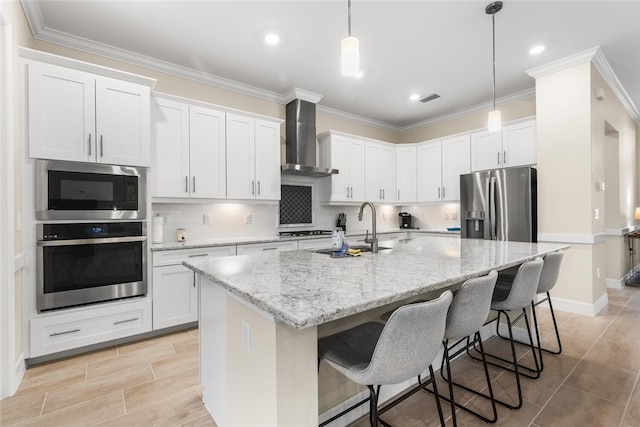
[184,235,569,426]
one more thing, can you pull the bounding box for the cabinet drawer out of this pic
[30,298,152,357]
[297,238,334,251]
[152,245,236,267]
[236,240,298,254]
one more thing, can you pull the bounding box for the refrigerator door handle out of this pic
[489,176,497,240]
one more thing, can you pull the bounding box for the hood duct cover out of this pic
[281,98,338,177]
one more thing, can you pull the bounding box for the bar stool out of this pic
[318,290,453,427]
[495,251,565,370]
[469,257,544,410]
[437,270,499,426]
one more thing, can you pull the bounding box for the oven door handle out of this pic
[37,236,147,247]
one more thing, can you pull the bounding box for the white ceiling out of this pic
[21,1,640,130]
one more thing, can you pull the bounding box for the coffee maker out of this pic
[398,212,412,229]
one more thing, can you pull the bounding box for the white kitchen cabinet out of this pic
[318,131,365,203]
[236,240,298,254]
[471,118,536,171]
[27,60,151,167]
[152,245,235,330]
[151,95,226,199]
[226,113,281,200]
[30,298,152,357]
[417,135,470,202]
[365,140,396,203]
[396,144,418,204]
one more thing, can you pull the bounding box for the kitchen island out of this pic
[184,234,568,426]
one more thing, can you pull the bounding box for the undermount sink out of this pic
[311,245,392,256]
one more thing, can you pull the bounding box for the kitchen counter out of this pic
[151,229,457,251]
[187,235,568,426]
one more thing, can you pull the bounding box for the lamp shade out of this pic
[635,207,640,220]
[488,110,501,131]
[341,35,359,77]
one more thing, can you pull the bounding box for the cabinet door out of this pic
[27,61,96,162]
[226,113,256,199]
[95,76,151,166]
[441,135,471,201]
[396,145,417,203]
[190,106,227,199]
[326,135,349,202]
[471,130,501,171]
[347,138,366,202]
[417,141,442,202]
[379,144,396,202]
[365,143,383,201]
[152,265,197,330]
[254,119,281,200]
[502,120,536,167]
[151,97,190,198]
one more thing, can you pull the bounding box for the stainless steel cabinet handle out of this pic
[188,253,208,258]
[383,189,385,199]
[398,189,400,199]
[438,187,441,198]
[88,134,92,156]
[193,176,196,193]
[185,176,189,193]
[50,328,80,337]
[350,187,353,198]
[257,181,261,195]
[252,181,255,195]
[379,189,382,199]
[497,152,500,164]
[504,150,507,164]
[346,187,350,198]
[193,272,196,287]
[262,247,278,251]
[113,317,139,325]
[442,187,446,198]
[100,135,104,157]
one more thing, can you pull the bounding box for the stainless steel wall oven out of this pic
[36,222,147,312]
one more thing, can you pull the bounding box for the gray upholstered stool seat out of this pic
[469,257,544,410]
[319,290,453,427]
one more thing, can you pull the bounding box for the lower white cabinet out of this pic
[296,238,334,251]
[152,245,236,330]
[236,240,298,255]
[30,298,152,357]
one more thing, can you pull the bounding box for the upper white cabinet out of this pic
[226,113,281,200]
[151,95,226,199]
[365,140,396,203]
[318,132,365,203]
[471,118,536,171]
[396,144,418,204]
[417,135,470,202]
[27,60,152,167]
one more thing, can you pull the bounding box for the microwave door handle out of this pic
[489,176,497,240]
[38,236,147,246]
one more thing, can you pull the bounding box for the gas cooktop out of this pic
[278,230,333,237]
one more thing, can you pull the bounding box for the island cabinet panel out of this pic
[152,245,235,330]
[417,135,470,202]
[152,95,226,199]
[318,131,365,203]
[396,144,418,203]
[27,60,151,167]
[226,113,281,201]
[365,140,396,203]
[471,118,536,171]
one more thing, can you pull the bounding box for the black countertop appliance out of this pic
[399,212,412,229]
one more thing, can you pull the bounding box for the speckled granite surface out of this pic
[184,235,567,329]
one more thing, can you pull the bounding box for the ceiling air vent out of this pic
[419,93,440,103]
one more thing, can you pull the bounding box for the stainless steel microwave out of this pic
[36,160,147,220]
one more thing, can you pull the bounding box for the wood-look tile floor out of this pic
[2,286,640,426]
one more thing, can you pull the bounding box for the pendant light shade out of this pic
[341,0,360,77]
[486,1,502,131]
[341,35,359,76]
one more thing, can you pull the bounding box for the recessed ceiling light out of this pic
[529,45,545,55]
[354,71,364,78]
[409,94,420,101]
[265,33,280,45]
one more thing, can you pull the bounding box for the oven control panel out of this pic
[38,222,145,241]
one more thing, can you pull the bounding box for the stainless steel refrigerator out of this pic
[460,166,537,242]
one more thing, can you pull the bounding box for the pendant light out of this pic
[341,0,360,77]
[486,1,503,131]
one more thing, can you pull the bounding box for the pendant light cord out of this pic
[492,11,496,110]
[348,0,352,36]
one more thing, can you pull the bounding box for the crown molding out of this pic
[526,46,639,124]
[282,88,323,105]
[315,105,402,133]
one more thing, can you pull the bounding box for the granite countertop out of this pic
[151,229,459,251]
[183,234,568,329]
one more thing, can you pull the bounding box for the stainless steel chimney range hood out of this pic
[281,90,338,177]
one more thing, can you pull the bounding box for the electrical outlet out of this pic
[596,267,601,279]
[203,214,212,225]
[594,208,599,220]
[452,212,458,221]
[163,215,168,224]
[445,212,450,220]
[241,319,251,353]
[244,214,252,224]
[382,212,387,220]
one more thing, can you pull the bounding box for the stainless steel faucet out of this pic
[358,201,378,253]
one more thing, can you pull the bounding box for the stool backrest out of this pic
[492,258,544,311]
[360,290,453,386]
[445,270,498,340]
[538,251,564,294]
